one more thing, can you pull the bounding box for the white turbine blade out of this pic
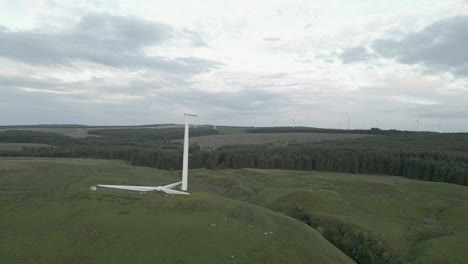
[162,181,182,189]
[98,185,159,192]
[184,112,197,116]
[159,187,190,195]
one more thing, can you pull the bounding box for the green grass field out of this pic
[1,158,467,263]
[191,169,468,263]
[0,158,352,264]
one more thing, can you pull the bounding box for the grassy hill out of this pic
[1,158,467,263]
[0,158,353,264]
[191,169,468,264]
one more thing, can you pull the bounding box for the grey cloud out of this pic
[339,46,375,63]
[0,75,62,89]
[266,72,288,79]
[0,76,294,125]
[373,16,468,69]
[181,29,207,47]
[390,104,468,120]
[2,70,466,130]
[74,14,175,45]
[338,15,468,76]
[341,15,468,76]
[419,109,468,119]
[0,14,218,73]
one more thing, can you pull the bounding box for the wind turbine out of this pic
[181,112,197,191]
[290,118,296,128]
[98,112,197,195]
[346,113,351,130]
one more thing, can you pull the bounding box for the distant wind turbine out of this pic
[346,113,351,130]
[290,118,296,128]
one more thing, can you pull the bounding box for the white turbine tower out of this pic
[181,112,197,191]
[290,118,296,128]
[97,112,197,195]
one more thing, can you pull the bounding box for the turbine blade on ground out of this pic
[98,185,159,192]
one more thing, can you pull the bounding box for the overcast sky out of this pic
[0,0,467,131]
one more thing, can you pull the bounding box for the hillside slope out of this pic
[189,169,468,263]
[0,158,353,264]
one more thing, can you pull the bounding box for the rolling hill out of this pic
[2,158,468,263]
[0,158,353,264]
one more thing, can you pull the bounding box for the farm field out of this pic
[181,132,370,148]
[1,158,467,263]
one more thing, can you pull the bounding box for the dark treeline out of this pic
[0,124,87,128]
[87,127,218,145]
[0,130,79,146]
[246,127,430,135]
[1,141,467,186]
[1,129,468,186]
[0,145,184,169]
[201,145,468,186]
[0,128,218,147]
[294,208,402,264]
